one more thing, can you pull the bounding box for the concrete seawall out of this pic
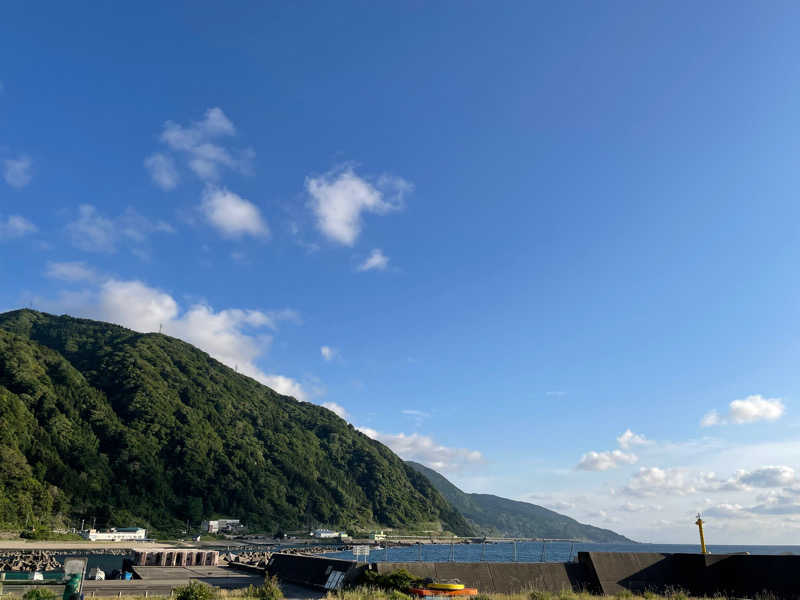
[373,561,588,594]
[580,551,800,598]
[259,551,800,597]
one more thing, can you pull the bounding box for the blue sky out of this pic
[4,1,800,543]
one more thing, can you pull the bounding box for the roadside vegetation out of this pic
[324,589,745,600]
[18,530,82,541]
[3,585,773,600]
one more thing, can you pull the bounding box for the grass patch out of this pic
[18,530,83,541]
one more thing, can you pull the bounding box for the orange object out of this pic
[408,588,479,597]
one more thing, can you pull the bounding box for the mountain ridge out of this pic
[406,461,634,543]
[0,309,472,536]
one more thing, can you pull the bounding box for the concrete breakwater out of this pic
[0,550,62,572]
[225,545,353,567]
[1,549,131,573]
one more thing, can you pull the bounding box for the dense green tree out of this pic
[0,310,472,536]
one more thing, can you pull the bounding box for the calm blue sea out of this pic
[324,542,800,563]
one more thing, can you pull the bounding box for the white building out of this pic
[82,527,146,541]
[311,528,344,538]
[201,519,241,533]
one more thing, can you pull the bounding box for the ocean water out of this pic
[323,542,800,563]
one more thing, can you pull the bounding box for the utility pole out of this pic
[695,514,708,554]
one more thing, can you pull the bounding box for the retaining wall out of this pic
[578,552,800,598]
[266,552,800,598]
[373,561,587,594]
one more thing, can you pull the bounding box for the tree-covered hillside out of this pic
[407,461,633,543]
[0,309,472,536]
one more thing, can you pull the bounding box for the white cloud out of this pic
[3,155,33,188]
[259,374,307,401]
[546,500,576,511]
[703,503,747,518]
[0,215,37,240]
[577,449,638,471]
[620,501,662,513]
[358,427,483,473]
[45,261,97,282]
[623,466,776,497]
[68,205,115,252]
[144,153,180,190]
[625,467,695,496]
[577,430,648,471]
[738,466,795,488]
[306,167,411,246]
[701,395,785,427]
[357,248,389,272]
[38,278,306,401]
[66,205,174,253]
[700,410,721,427]
[320,346,336,361]
[152,107,253,184]
[322,402,348,419]
[617,429,651,450]
[201,185,269,238]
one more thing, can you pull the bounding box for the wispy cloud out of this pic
[3,155,33,188]
[358,427,483,473]
[0,215,37,240]
[306,166,411,246]
[45,261,98,282]
[144,153,180,190]
[320,346,337,361]
[402,410,431,418]
[146,107,253,186]
[66,205,174,254]
[357,248,389,272]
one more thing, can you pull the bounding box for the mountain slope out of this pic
[407,461,633,543]
[0,309,473,536]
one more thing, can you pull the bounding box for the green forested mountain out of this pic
[406,461,633,543]
[0,309,472,536]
